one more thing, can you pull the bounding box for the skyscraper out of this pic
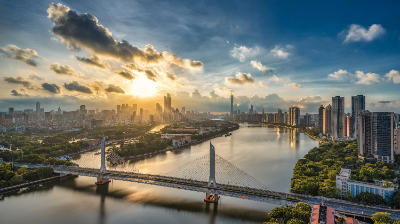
[277,109,283,123]
[117,105,121,114]
[230,93,233,118]
[358,111,395,163]
[139,108,143,121]
[164,93,171,113]
[80,105,86,115]
[181,107,185,116]
[36,102,40,114]
[323,104,332,135]
[332,96,345,140]
[288,107,300,126]
[132,104,137,113]
[351,95,365,138]
[318,105,325,132]
[8,107,14,115]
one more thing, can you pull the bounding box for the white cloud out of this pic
[355,71,380,85]
[271,46,289,59]
[250,60,273,73]
[385,70,400,84]
[343,24,385,43]
[269,75,282,83]
[328,69,349,79]
[230,45,261,62]
[258,81,268,88]
[284,82,303,89]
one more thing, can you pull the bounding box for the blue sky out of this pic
[0,0,400,113]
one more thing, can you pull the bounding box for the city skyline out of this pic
[1,1,400,113]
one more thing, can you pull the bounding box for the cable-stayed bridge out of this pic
[10,138,400,219]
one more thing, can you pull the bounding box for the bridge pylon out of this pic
[205,141,219,203]
[96,137,110,185]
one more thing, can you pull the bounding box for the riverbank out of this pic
[0,174,62,194]
[125,125,240,160]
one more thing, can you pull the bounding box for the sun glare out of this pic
[130,76,158,97]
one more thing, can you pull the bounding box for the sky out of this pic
[1,0,400,114]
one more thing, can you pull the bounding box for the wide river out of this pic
[0,125,319,224]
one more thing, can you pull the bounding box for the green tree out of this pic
[10,174,24,185]
[4,171,15,181]
[287,218,306,224]
[337,216,345,224]
[371,212,392,224]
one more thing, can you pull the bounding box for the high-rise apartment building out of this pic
[277,109,283,123]
[117,105,121,114]
[323,104,332,135]
[8,107,14,115]
[358,111,395,163]
[230,93,233,118]
[139,108,143,121]
[164,93,171,113]
[181,107,185,116]
[351,95,365,138]
[36,102,40,114]
[332,96,345,140]
[132,104,137,113]
[80,105,87,115]
[346,116,351,137]
[318,105,324,132]
[288,107,300,126]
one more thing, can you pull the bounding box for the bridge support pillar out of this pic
[96,137,110,185]
[205,142,219,203]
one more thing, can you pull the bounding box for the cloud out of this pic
[258,81,268,88]
[76,55,110,69]
[11,89,30,97]
[166,72,176,81]
[4,76,33,88]
[42,83,61,94]
[271,46,290,58]
[49,62,82,76]
[355,71,380,85]
[378,101,392,104]
[145,70,157,82]
[385,70,400,84]
[230,45,260,62]
[250,61,273,73]
[343,24,385,43]
[225,72,255,85]
[105,84,125,94]
[124,63,158,81]
[269,75,282,83]
[114,70,136,80]
[284,82,303,89]
[47,3,202,69]
[328,69,349,79]
[0,44,39,66]
[64,81,93,94]
[28,71,45,80]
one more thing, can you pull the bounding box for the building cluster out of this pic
[318,95,399,163]
[0,92,223,132]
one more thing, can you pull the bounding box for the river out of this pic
[0,125,319,224]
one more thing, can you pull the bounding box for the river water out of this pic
[0,125,319,224]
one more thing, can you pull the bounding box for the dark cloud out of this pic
[47,3,202,68]
[124,63,158,81]
[0,45,39,66]
[49,62,81,76]
[4,76,33,88]
[115,70,135,80]
[166,72,176,81]
[225,72,255,85]
[145,70,157,82]
[75,55,110,69]
[11,89,30,97]
[42,83,61,94]
[105,84,125,94]
[64,81,93,94]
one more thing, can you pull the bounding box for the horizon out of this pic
[1,1,400,113]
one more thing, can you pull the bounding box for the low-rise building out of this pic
[336,168,395,202]
[310,205,334,224]
[161,134,192,143]
[172,136,186,147]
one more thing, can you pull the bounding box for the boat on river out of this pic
[204,193,220,203]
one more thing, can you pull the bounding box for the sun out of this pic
[130,76,158,97]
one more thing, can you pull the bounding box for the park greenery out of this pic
[266,202,311,224]
[0,163,54,188]
[111,133,171,157]
[290,141,400,206]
